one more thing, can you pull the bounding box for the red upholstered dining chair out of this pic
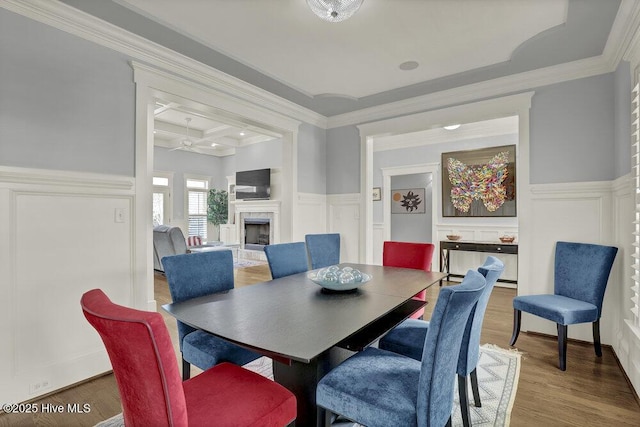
[81,289,296,427]
[383,241,435,319]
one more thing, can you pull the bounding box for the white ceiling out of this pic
[117,0,568,99]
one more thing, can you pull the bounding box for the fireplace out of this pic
[244,218,270,251]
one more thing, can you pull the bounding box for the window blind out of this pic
[632,83,640,326]
[188,190,207,239]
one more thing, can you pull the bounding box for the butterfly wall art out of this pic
[441,145,516,217]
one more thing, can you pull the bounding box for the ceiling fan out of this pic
[169,118,208,152]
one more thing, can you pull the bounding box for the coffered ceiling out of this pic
[153,102,281,156]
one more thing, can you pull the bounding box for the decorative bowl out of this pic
[446,235,461,241]
[499,236,515,243]
[307,266,371,292]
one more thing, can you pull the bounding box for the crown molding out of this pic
[373,117,518,152]
[329,54,612,129]
[0,0,327,128]
[605,0,640,67]
[3,0,638,132]
[330,2,640,130]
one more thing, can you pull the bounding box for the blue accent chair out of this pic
[264,242,309,279]
[510,241,618,371]
[316,270,487,427]
[305,233,340,269]
[161,250,260,380]
[378,256,504,427]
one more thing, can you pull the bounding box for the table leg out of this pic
[439,247,450,286]
[273,355,330,427]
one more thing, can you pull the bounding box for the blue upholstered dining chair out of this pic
[316,270,487,427]
[161,250,260,380]
[510,241,617,371]
[378,256,504,427]
[305,233,340,269]
[264,241,309,279]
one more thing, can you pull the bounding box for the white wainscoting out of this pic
[523,180,620,347]
[0,167,135,405]
[294,193,328,241]
[327,194,361,264]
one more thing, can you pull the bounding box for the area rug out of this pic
[233,258,267,269]
[95,344,519,427]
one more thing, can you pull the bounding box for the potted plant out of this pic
[207,189,228,241]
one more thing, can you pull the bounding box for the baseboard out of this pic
[611,346,640,408]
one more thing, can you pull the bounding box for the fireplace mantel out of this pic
[234,200,281,248]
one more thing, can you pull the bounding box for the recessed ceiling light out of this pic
[211,143,217,147]
[399,61,419,71]
[444,124,461,130]
[239,132,245,136]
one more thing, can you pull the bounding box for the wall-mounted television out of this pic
[235,168,271,200]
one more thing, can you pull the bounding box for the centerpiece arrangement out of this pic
[307,265,371,292]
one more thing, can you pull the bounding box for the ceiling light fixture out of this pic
[444,124,461,130]
[307,0,364,23]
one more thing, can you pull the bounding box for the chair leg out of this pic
[593,319,602,357]
[470,368,481,407]
[557,324,568,371]
[509,309,521,346]
[182,357,191,381]
[458,374,471,427]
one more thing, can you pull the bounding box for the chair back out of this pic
[458,256,505,375]
[382,241,435,271]
[417,270,486,427]
[383,241,435,319]
[162,250,235,348]
[264,242,309,279]
[554,241,618,316]
[81,289,188,427]
[305,233,341,269]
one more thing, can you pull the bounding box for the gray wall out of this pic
[390,173,432,243]
[297,123,327,194]
[614,61,632,178]
[326,126,361,194]
[529,73,615,184]
[154,147,225,221]
[0,9,135,176]
[233,138,283,172]
[327,72,623,194]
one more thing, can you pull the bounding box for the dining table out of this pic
[162,263,446,427]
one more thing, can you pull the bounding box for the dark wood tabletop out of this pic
[162,263,446,426]
[162,263,444,363]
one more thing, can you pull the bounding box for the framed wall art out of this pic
[442,144,516,217]
[391,188,425,214]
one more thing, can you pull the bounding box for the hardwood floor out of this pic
[2,264,639,426]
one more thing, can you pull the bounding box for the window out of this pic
[632,83,640,328]
[187,177,209,239]
[153,172,172,226]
